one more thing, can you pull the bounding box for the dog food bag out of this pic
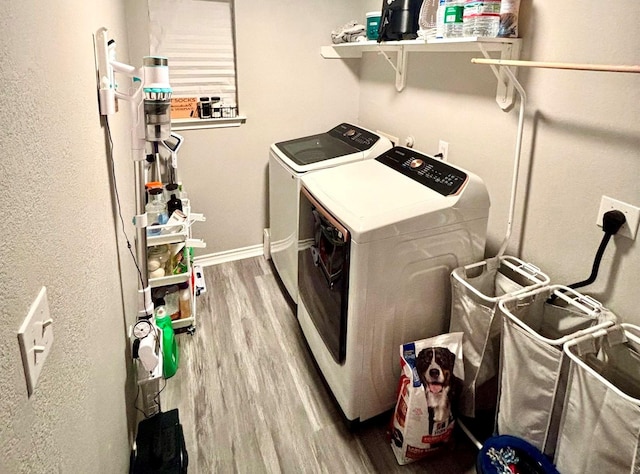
[390,332,464,465]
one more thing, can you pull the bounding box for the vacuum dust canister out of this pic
[143,56,172,141]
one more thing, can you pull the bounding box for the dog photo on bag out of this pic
[390,332,464,465]
[416,346,463,436]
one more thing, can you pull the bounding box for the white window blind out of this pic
[148,0,237,107]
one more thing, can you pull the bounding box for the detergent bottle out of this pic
[155,304,179,378]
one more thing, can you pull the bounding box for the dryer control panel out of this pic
[328,123,381,150]
[376,147,468,196]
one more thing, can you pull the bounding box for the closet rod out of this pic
[471,58,640,74]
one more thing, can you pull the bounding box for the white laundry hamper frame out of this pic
[450,255,550,418]
[495,284,617,458]
[554,323,640,474]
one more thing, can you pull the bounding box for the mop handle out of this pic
[471,58,640,74]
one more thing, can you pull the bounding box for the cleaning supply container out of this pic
[366,11,381,40]
[554,323,640,473]
[496,285,616,457]
[156,306,179,379]
[449,256,550,418]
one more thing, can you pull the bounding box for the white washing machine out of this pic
[268,123,392,302]
[297,146,490,423]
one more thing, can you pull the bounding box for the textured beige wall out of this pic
[358,0,640,321]
[0,1,137,472]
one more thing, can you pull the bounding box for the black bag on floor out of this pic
[132,409,188,473]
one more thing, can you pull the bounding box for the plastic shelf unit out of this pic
[147,202,206,333]
[321,37,522,109]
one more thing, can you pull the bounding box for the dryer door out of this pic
[298,186,350,364]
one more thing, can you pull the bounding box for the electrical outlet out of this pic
[404,136,415,148]
[18,287,54,396]
[438,140,449,161]
[596,196,640,240]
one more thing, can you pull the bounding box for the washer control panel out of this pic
[328,123,381,151]
[376,147,468,196]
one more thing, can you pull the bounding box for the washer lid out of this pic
[271,123,389,173]
[275,133,359,166]
[301,150,490,242]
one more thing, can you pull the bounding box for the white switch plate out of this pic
[18,287,54,396]
[596,196,640,240]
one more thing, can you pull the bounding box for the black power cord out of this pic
[566,210,626,291]
[105,116,148,302]
[549,210,626,303]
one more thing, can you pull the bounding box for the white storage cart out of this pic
[496,285,617,457]
[449,255,550,417]
[555,323,640,473]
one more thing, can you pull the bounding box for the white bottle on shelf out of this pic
[443,0,465,38]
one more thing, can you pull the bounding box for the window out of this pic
[148,0,239,121]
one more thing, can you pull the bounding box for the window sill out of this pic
[171,116,247,131]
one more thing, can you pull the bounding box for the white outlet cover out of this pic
[438,140,449,161]
[597,196,640,240]
[18,287,54,396]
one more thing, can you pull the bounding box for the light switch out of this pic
[18,287,54,396]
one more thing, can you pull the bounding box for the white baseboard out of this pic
[194,244,265,267]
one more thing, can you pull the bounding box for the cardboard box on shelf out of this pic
[170,97,198,119]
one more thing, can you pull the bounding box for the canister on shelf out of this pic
[211,96,221,118]
[198,97,211,118]
[366,11,382,40]
[146,186,168,235]
[148,244,172,278]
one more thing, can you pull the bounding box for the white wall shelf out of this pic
[321,37,522,109]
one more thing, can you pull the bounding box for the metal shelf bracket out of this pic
[481,41,523,110]
[377,46,408,92]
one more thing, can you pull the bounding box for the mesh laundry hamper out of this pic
[555,324,640,474]
[496,285,617,458]
[449,256,550,417]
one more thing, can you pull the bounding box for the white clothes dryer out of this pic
[297,146,490,423]
[268,123,391,302]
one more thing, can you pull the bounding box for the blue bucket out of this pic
[476,435,559,474]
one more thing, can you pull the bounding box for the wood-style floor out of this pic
[162,257,479,473]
